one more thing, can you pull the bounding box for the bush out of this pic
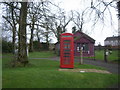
[33,41,49,51]
[2,40,13,53]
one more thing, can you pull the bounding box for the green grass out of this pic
[95,50,119,61]
[0,53,2,89]
[29,51,56,58]
[107,51,119,61]
[80,50,119,62]
[2,52,119,88]
[95,50,104,60]
[74,63,105,70]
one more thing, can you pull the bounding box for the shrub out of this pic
[2,40,13,53]
[33,41,49,51]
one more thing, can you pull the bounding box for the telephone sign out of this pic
[60,33,74,68]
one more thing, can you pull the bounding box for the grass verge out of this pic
[76,50,119,63]
[29,51,56,58]
[2,52,119,88]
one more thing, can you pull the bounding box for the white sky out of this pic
[0,0,118,46]
[53,0,118,46]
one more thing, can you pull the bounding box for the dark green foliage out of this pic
[32,41,40,51]
[33,41,49,51]
[40,43,49,50]
[2,40,13,53]
[98,43,102,51]
[72,26,77,34]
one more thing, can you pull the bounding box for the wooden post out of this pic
[80,47,83,64]
[27,46,29,57]
[77,47,83,64]
[104,47,108,63]
[94,46,96,60]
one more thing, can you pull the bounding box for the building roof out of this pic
[104,36,120,41]
[74,31,95,43]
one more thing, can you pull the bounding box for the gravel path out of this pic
[75,59,119,74]
[58,68,112,74]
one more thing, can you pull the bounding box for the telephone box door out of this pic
[60,33,74,68]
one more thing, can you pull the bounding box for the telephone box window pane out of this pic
[64,40,70,42]
[64,45,70,49]
[64,49,70,52]
[64,53,70,56]
[64,43,70,49]
[64,56,70,57]
[62,35,72,37]
[64,53,70,54]
[64,43,70,45]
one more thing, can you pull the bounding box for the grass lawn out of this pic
[2,51,119,88]
[29,51,56,58]
[95,50,119,61]
[81,50,119,62]
[0,53,2,89]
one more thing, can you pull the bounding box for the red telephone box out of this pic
[60,33,74,68]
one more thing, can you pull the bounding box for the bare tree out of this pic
[117,1,120,19]
[72,10,86,32]
[2,2,19,54]
[49,10,72,42]
[17,2,28,66]
[27,2,44,52]
[72,26,77,33]
[89,0,117,28]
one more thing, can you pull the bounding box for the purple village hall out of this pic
[55,31,95,57]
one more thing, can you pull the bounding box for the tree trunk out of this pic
[11,3,16,54]
[117,1,120,19]
[45,25,49,50]
[12,26,16,54]
[17,2,28,66]
[45,33,49,50]
[36,30,41,51]
[29,16,35,52]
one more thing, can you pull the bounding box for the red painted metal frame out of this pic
[60,33,74,68]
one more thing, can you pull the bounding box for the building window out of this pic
[77,43,80,48]
[77,43,80,52]
[77,43,89,52]
[82,43,89,51]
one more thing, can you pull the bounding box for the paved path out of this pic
[75,59,119,74]
[30,57,119,74]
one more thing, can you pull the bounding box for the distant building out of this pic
[104,36,120,46]
[74,31,95,57]
[55,31,95,57]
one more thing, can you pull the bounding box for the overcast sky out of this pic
[0,0,118,45]
[53,0,118,46]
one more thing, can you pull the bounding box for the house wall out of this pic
[104,40,119,46]
[89,43,94,57]
[74,42,94,57]
[73,32,95,57]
